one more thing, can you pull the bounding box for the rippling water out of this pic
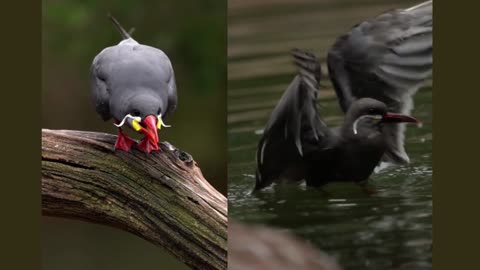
[228,1,432,269]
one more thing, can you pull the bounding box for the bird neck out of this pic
[339,121,386,161]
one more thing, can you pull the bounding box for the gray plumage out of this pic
[90,16,177,123]
[327,0,432,164]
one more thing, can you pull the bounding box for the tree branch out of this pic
[41,129,227,270]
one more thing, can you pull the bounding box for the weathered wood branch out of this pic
[41,129,227,270]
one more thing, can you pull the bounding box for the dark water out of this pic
[228,1,432,269]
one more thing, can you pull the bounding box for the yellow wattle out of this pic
[132,120,142,131]
[157,118,162,130]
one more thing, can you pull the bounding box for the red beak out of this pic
[138,115,159,152]
[382,112,420,124]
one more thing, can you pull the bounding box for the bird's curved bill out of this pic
[382,112,420,124]
[139,115,159,145]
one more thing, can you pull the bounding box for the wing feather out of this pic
[255,49,330,189]
[327,1,432,164]
[90,53,112,121]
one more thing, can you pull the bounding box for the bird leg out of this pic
[358,181,378,195]
[114,128,136,152]
[136,115,160,153]
[137,136,159,153]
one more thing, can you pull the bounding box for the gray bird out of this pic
[328,0,432,164]
[90,15,177,153]
[255,0,432,189]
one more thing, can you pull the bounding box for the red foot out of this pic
[137,137,160,153]
[361,185,378,195]
[114,129,136,152]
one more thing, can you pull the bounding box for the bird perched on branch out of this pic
[255,1,432,190]
[90,15,177,153]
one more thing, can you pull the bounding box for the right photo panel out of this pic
[228,0,432,269]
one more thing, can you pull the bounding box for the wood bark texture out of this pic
[41,129,227,270]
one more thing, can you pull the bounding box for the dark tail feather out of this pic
[108,14,131,39]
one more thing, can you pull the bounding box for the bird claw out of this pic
[137,137,160,153]
[114,130,136,152]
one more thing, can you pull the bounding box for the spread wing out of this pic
[255,49,332,190]
[327,0,432,164]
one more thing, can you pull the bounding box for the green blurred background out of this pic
[42,0,226,269]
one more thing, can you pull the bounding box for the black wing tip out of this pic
[291,48,318,62]
[290,48,322,88]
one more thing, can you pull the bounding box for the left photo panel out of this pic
[42,1,226,270]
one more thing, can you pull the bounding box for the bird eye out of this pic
[131,109,140,117]
[98,74,107,82]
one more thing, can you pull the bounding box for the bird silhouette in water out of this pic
[255,1,432,190]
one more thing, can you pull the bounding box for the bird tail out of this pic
[108,14,131,40]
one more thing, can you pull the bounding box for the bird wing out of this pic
[326,0,432,163]
[90,14,135,122]
[90,51,112,121]
[255,49,331,189]
[164,61,177,119]
[133,44,177,118]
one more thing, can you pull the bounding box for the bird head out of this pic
[348,98,420,135]
[113,95,170,148]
